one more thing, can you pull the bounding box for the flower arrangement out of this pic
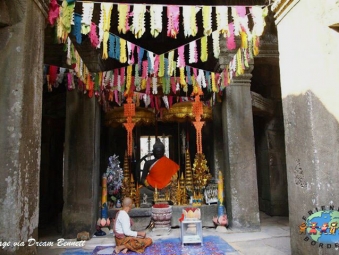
[106,155,123,205]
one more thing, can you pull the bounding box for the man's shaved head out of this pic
[122,197,133,207]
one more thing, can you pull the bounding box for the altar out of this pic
[108,204,218,230]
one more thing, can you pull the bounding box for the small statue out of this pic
[116,199,122,208]
[142,193,148,204]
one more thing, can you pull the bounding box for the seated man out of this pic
[140,138,179,192]
[113,197,152,254]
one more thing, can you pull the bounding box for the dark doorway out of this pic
[38,77,66,239]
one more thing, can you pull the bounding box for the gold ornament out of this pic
[192,153,212,200]
[162,101,212,123]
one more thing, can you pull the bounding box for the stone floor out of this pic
[37,212,291,255]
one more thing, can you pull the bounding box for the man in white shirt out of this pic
[113,197,152,254]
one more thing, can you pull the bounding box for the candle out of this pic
[217,170,224,217]
[218,171,223,204]
[101,174,108,219]
[102,174,107,205]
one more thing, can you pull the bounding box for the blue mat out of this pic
[62,248,92,255]
[91,235,235,255]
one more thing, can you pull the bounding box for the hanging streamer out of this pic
[168,51,175,76]
[183,6,192,37]
[211,72,218,92]
[251,6,268,37]
[167,6,180,38]
[154,55,159,77]
[130,4,146,39]
[200,36,208,62]
[89,23,99,48]
[148,51,155,74]
[150,5,163,38]
[117,4,130,34]
[216,6,229,37]
[240,31,248,49]
[60,0,75,42]
[101,3,113,59]
[182,6,198,37]
[120,67,126,93]
[72,14,82,44]
[179,67,187,88]
[202,6,212,36]
[212,31,220,59]
[231,7,241,36]
[205,71,211,92]
[158,54,165,77]
[189,40,198,64]
[134,64,140,90]
[129,43,136,64]
[190,7,199,36]
[152,77,158,94]
[120,38,127,63]
[115,35,120,60]
[108,35,114,58]
[48,0,60,26]
[236,6,251,40]
[177,45,186,68]
[227,23,236,50]
[236,49,244,76]
[186,66,192,85]
[125,65,133,95]
[81,3,94,35]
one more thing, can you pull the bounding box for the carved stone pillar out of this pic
[62,90,101,238]
[221,67,261,230]
[0,0,48,254]
[252,10,288,216]
[218,31,260,229]
[211,102,224,178]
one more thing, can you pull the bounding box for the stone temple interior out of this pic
[3,1,338,254]
[38,0,288,238]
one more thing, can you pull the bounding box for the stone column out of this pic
[273,0,339,254]
[252,24,288,216]
[221,69,261,230]
[0,0,48,254]
[62,90,101,238]
[211,102,225,178]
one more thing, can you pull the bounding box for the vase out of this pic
[151,205,172,229]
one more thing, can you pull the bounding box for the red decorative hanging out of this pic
[193,121,204,154]
[123,96,136,156]
[192,88,205,154]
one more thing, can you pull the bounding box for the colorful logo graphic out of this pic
[299,207,339,249]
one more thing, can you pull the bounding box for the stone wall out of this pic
[0,0,47,254]
[273,0,339,254]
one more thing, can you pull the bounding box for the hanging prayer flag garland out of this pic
[51,1,268,42]
[46,0,269,110]
[44,43,251,104]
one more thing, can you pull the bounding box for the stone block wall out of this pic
[273,0,339,254]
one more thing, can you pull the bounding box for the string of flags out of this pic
[49,1,267,42]
[46,0,269,109]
